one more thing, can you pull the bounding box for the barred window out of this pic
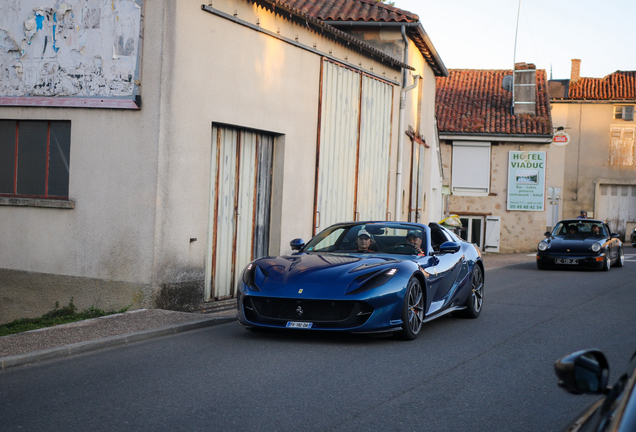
[0,120,71,199]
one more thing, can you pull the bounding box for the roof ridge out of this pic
[353,0,419,19]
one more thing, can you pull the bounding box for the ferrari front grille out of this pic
[244,297,374,328]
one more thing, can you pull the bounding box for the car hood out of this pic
[546,236,605,253]
[251,253,407,292]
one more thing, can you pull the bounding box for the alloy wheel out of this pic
[407,279,424,335]
[471,267,484,313]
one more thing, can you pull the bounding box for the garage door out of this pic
[596,184,636,236]
[314,59,394,234]
[206,126,274,300]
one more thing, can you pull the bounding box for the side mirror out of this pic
[554,349,610,395]
[610,233,620,239]
[290,238,305,251]
[544,231,551,237]
[435,241,461,254]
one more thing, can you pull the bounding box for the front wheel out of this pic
[397,277,424,340]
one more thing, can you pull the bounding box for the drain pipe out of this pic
[395,25,419,221]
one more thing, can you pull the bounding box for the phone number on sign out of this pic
[508,204,542,210]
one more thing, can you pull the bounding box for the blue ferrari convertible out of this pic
[237,221,484,340]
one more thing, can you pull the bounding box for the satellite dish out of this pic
[502,75,513,92]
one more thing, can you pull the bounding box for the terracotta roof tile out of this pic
[436,69,553,136]
[279,0,446,76]
[248,0,413,70]
[565,71,636,100]
[280,0,418,22]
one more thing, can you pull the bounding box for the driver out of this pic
[406,230,423,254]
[356,229,373,252]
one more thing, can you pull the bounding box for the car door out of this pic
[605,222,618,260]
[426,226,463,302]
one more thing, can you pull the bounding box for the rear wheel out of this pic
[397,277,424,340]
[459,265,483,318]
[615,246,625,267]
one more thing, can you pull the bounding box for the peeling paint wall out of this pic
[0,0,141,98]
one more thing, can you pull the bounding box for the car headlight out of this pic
[538,241,549,251]
[242,263,259,290]
[591,243,601,253]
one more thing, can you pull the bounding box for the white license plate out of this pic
[286,321,313,329]
[555,258,578,264]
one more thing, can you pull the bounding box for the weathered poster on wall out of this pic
[507,151,546,211]
[0,0,142,108]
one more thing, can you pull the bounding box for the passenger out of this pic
[406,230,424,254]
[356,229,373,252]
[591,225,601,236]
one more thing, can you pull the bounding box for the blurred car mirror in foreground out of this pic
[555,349,610,395]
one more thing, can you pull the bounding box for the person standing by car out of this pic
[577,210,587,219]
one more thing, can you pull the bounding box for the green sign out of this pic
[507,151,545,211]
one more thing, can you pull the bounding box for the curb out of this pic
[0,315,236,371]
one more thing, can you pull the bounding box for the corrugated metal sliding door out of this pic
[409,141,426,222]
[254,134,274,258]
[207,126,274,300]
[315,60,393,234]
[356,75,393,221]
[315,60,361,233]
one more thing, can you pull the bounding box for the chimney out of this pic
[571,59,581,83]
[513,62,536,115]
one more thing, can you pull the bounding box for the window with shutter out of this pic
[451,142,491,196]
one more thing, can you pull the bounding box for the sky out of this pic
[394,0,636,80]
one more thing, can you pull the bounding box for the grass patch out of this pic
[0,298,130,337]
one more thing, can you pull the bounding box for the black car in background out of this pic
[630,227,636,247]
[536,219,624,271]
[555,348,636,432]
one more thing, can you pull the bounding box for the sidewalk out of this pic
[0,252,534,370]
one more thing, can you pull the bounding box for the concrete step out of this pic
[193,298,237,314]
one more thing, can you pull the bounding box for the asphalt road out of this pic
[2,255,636,432]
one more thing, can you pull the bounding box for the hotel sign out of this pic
[507,151,546,211]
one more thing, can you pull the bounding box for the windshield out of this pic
[552,221,607,237]
[304,223,426,255]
